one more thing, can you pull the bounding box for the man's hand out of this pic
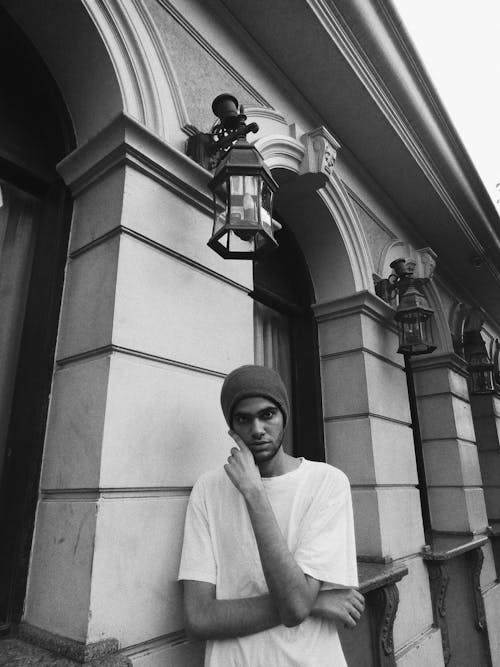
[312,589,365,628]
[224,430,263,497]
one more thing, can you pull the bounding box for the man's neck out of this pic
[258,450,301,478]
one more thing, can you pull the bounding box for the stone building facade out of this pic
[1,1,500,665]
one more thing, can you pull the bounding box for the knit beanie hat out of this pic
[220,365,290,427]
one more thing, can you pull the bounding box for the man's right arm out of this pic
[183,580,364,640]
[183,580,281,640]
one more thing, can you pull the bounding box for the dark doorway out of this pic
[0,7,74,635]
[252,214,325,461]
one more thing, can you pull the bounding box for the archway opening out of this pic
[0,6,74,634]
[252,210,325,461]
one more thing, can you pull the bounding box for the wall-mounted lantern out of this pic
[463,330,495,394]
[186,94,279,259]
[376,258,436,355]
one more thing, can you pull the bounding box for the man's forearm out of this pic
[186,593,281,640]
[244,487,320,626]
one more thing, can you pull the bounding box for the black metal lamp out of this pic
[376,258,436,355]
[186,94,280,259]
[463,330,495,394]
[207,139,279,259]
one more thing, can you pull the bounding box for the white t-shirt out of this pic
[178,458,358,666]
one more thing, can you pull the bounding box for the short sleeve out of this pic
[177,478,217,584]
[294,469,358,588]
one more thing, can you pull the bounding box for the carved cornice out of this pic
[410,352,470,378]
[57,113,213,215]
[306,0,500,266]
[313,290,397,332]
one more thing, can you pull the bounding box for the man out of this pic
[178,364,364,666]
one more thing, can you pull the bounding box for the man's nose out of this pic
[250,418,265,438]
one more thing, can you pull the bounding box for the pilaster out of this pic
[314,291,425,561]
[411,353,488,534]
[23,114,253,660]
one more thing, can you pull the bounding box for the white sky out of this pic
[392,0,500,212]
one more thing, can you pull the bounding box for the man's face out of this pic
[232,396,285,465]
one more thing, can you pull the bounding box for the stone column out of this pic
[470,393,500,525]
[412,352,500,665]
[411,353,487,534]
[20,114,254,665]
[313,291,442,665]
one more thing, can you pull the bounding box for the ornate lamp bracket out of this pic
[185,94,259,170]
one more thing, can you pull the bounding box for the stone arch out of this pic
[253,125,374,302]
[1,0,184,146]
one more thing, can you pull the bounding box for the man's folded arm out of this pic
[183,579,365,641]
[182,580,282,640]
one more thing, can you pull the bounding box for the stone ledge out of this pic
[358,561,408,593]
[422,532,488,561]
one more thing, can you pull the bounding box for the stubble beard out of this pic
[251,428,285,466]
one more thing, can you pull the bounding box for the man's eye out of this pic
[261,409,276,420]
[234,415,249,424]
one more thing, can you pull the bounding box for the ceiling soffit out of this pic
[217,0,500,323]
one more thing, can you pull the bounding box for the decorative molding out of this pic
[68,225,250,294]
[366,583,399,667]
[313,290,397,331]
[299,127,374,291]
[81,0,186,140]
[356,562,407,666]
[133,0,190,129]
[426,561,451,665]
[417,390,471,403]
[254,134,305,173]
[467,547,488,632]
[421,436,477,446]
[410,351,470,378]
[324,412,411,428]
[320,346,404,371]
[57,112,213,214]
[307,0,500,273]
[244,106,288,125]
[41,487,192,501]
[55,343,228,379]
[416,247,437,280]
[82,0,146,126]
[318,181,375,292]
[300,126,341,177]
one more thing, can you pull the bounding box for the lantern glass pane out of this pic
[397,310,435,355]
[260,181,274,235]
[229,175,260,227]
[471,368,495,394]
